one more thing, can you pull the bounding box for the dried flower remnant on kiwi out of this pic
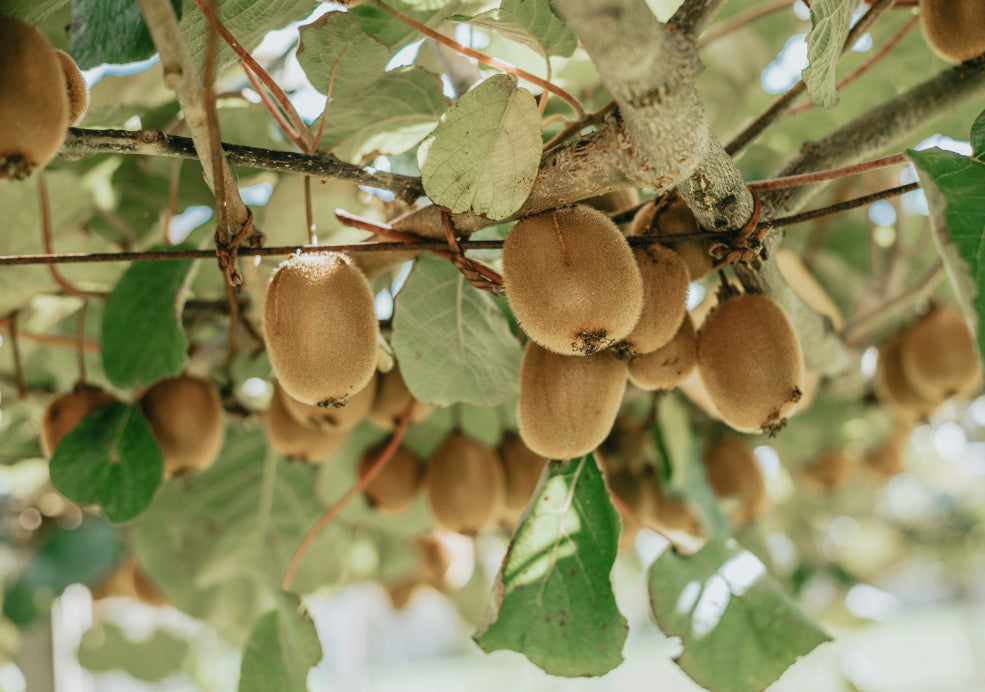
[502,205,644,356]
[263,252,378,408]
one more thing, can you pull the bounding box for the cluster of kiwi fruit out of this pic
[0,15,89,181]
[919,0,985,63]
[41,374,225,479]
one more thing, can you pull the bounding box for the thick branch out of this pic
[669,0,729,36]
[61,128,425,204]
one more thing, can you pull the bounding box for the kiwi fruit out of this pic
[498,433,549,523]
[703,438,768,524]
[637,471,703,538]
[54,50,87,126]
[875,332,943,425]
[281,371,376,432]
[140,374,224,477]
[801,449,853,491]
[517,340,628,460]
[615,245,689,357]
[583,188,640,215]
[630,194,713,281]
[899,305,982,401]
[919,0,985,62]
[863,425,909,479]
[91,557,167,606]
[266,381,348,462]
[0,16,69,181]
[502,205,644,355]
[264,252,379,407]
[425,433,505,534]
[40,385,117,458]
[367,365,435,429]
[775,249,844,331]
[628,311,697,390]
[385,580,419,609]
[697,292,804,434]
[357,442,422,514]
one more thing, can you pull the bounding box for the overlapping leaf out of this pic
[801,0,854,109]
[239,592,323,692]
[418,74,541,220]
[391,254,522,407]
[648,539,830,692]
[69,0,181,68]
[296,12,388,99]
[474,454,628,677]
[451,0,577,59]
[351,0,484,55]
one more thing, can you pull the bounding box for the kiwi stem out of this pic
[76,302,88,384]
[280,398,417,592]
[38,175,96,299]
[368,0,585,118]
[0,324,99,353]
[241,68,304,148]
[746,154,909,191]
[4,312,28,400]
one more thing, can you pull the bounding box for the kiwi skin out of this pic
[628,311,697,391]
[54,50,88,126]
[875,331,943,425]
[630,194,713,281]
[498,433,549,524]
[899,305,983,401]
[140,374,224,478]
[0,16,69,181]
[502,205,644,356]
[703,438,768,524]
[919,0,985,62]
[697,292,804,435]
[264,252,378,407]
[614,245,689,358]
[367,365,435,429]
[281,371,377,433]
[357,443,422,514]
[40,385,117,458]
[517,340,628,460]
[425,433,505,534]
[266,381,348,463]
[802,449,853,491]
[864,425,909,479]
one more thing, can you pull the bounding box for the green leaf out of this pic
[100,254,193,388]
[418,73,541,220]
[1,0,70,25]
[451,0,577,59]
[318,66,447,163]
[474,454,628,677]
[79,625,191,682]
[296,11,389,99]
[801,0,853,109]
[132,429,349,644]
[391,254,523,406]
[69,0,181,69]
[350,0,483,55]
[648,538,831,692]
[971,108,985,160]
[907,147,985,369]
[179,0,318,71]
[239,591,323,692]
[49,402,164,523]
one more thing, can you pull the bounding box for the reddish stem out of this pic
[747,153,909,190]
[38,175,95,299]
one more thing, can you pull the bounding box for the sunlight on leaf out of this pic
[296,12,388,99]
[801,0,854,109]
[238,591,323,692]
[450,0,577,60]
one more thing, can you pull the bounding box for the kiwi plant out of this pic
[697,291,804,434]
[425,433,505,534]
[40,385,117,457]
[919,0,985,62]
[898,305,982,401]
[502,205,644,355]
[139,374,224,477]
[0,15,69,180]
[264,252,379,407]
[357,442,422,514]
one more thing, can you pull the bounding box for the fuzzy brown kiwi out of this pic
[801,449,853,491]
[357,442,422,514]
[53,50,87,126]
[367,365,435,429]
[91,557,166,606]
[863,425,909,479]
[630,194,713,281]
[637,471,704,538]
[614,245,689,358]
[425,433,505,534]
[266,381,348,462]
[875,332,943,425]
[899,305,983,401]
[919,0,985,62]
[583,188,641,215]
[40,385,117,458]
[704,438,768,524]
[264,252,378,407]
[498,433,548,523]
[0,16,69,181]
[281,371,377,432]
[697,292,804,435]
[517,340,628,460]
[140,374,224,477]
[502,205,644,355]
[628,311,697,390]
[775,249,844,331]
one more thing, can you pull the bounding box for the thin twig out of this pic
[697,0,799,48]
[303,176,317,244]
[280,398,417,592]
[747,153,909,190]
[6,313,27,399]
[369,0,584,118]
[760,182,918,229]
[76,302,88,384]
[38,175,95,299]
[0,326,99,353]
[841,260,945,343]
[242,67,304,148]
